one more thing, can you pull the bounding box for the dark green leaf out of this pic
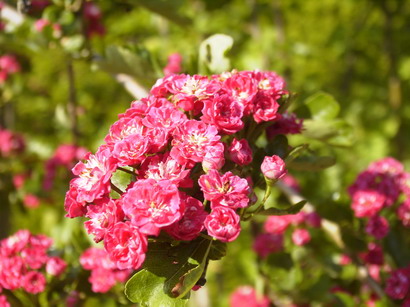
[288,155,336,171]
[258,200,307,216]
[125,238,212,305]
[208,240,227,261]
[265,252,293,270]
[133,0,192,26]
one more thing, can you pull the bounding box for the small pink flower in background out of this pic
[365,215,389,239]
[291,228,311,246]
[264,215,293,234]
[266,112,304,138]
[305,212,322,228]
[0,55,21,74]
[385,267,410,300]
[228,138,253,166]
[351,190,385,218]
[164,53,182,76]
[361,243,384,266]
[280,173,301,192]
[204,207,241,242]
[261,155,287,181]
[34,18,50,32]
[253,233,283,258]
[229,285,270,307]
[0,128,25,156]
[397,199,410,227]
[339,254,352,266]
[23,194,40,209]
[46,257,67,276]
[12,173,26,189]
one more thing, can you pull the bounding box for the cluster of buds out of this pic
[0,54,20,84]
[349,157,410,238]
[80,247,131,293]
[64,70,304,271]
[0,230,66,305]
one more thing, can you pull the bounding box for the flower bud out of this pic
[228,138,252,166]
[261,155,287,181]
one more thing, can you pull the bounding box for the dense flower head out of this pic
[0,230,65,294]
[64,70,295,272]
[80,247,132,293]
[365,215,389,239]
[229,285,270,307]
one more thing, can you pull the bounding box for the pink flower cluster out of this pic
[229,285,270,307]
[0,230,66,299]
[0,128,25,157]
[0,54,21,84]
[64,70,295,271]
[349,157,410,238]
[80,247,131,293]
[385,266,410,301]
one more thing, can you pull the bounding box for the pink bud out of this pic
[228,138,252,166]
[261,155,287,180]
[291,228,311,246]
[23,194,40,209]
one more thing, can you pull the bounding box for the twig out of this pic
[110,182,123,195]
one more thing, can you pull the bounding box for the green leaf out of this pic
[265,252,293,270]
[285,144,309,164]
[199,34,234,74]
[96,45,158,88]
[265,135,288,157]
[258,200,307,216]
[125,238,212,305]
[305,92,340,121]
[303,119,354,146]
[133,0,192,26]
[288,155,336,171]
[110,167,134,192]
[208,240,227,261]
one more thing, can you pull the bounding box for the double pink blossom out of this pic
[204,207,241,242]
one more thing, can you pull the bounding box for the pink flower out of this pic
[264,215,293,234]
[261,155,287,180]
[166,194,208,241]
[0,129,25,156]
[281,174,301,193]
[351,190,385,218]
[202,142,225,172]
[84,198,124,242]
[112,133,151,166]
[339,254,352,266]
[0,295,10,307]
[201,92,244,134]
[142,106,187,134]
[228,138,252,166]
[361,243,384,265]
[399,172,410,197]
[171,120,221,164]
[253,92,281,123]
[253,233,284,258]
[46,257,67,276]
[64,187,87,218]
[266,112,303,138]
[397,199,410,227]
[204,207,240,242]
[23,194,40,209]
[139,153,192,188]
[89,268,117,293]
[71,148,117,203]
[199,170,250,209]
[385,268,410,300]
[223,71,258,115]
[122,179,183,236]
[104,222,148,270]
[80,247,117,271]
[163,53,182,76]
[305,212,322,228]
[365,215,389,239]
[22,271,46,294]
[291,229,311,246]
[34,18,50,32]
[0,55,21,74]
[229,285,270,307]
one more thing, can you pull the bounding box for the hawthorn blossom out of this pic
[166,194,208,241]
[104,222,148,270]
[385,268,410,300]
[199,170,250,209]
[365,215,389,239]
[351,190,385,218]
[291,229,311,246]
[229,285,270,307]
[122,179,183,236]
[253,233,284,258]
[204,207,241,242]
[228,138,252,166]
[261,155,287,180]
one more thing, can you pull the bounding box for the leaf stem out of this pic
[117,166,136,176]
